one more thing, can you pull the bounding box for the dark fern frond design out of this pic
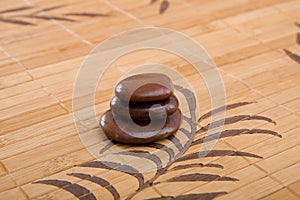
[248,129,282,137]
[145,142,175,162]
[99,141,116,154]
[146,192,228,200]
[192,128,281,146]
[163,173,239,183]
[201,150,263,159]
[283,23,300,64]
[200,115,276,131]
[193,129,249,145]
[149,0,170,14]
[166,135,184,152]
[0,17,35,26]
[198,101,256,122]
[0,4,110,26]
[115,150,163,169]
[64,13,111,17]
[33,180,96,200]
[176,150,263,163]
[180,127,194,138]
[79,161,145,187]
[169,163,224,172]
[37,4,66,12]
[150,0,159,5]
[204,163,224,169]
[25,15,76,22]
[283,49,300,64]
[174,85,197,122]
[67,173,120,200]
[34,85,281,200]
[160,0,170,14]
[0,6,34,14]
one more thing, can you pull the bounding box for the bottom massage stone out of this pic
[100,109,182,144]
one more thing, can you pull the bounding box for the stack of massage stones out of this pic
[100,73,182,144]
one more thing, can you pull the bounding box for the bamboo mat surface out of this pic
[1,0,300,199]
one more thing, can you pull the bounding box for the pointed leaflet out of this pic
[0,18,35,25]
[116,150,163,169]
[64,13,110,17]
[170,163,224,171]
[99,141,116,154]
[146,192,228,200]
[198,101,256,122]
[193,129,248,145]
[165,173,238,182]
[167,135,184,152]
[33,180,96,200]
[67,173,120,200]
[146,143,175,162]
[283,49,300,64]
[0,6,34,14]
[160,0,169,14]
[38,5,66,12]
[79,161,144,187]
[248,129,282,138]
[30,5,66,15]
[150,0,158,4]
[200,115,276,131]
[26,15,76,22]
[193,128,281,146]
[180,127,194,140]
[176,150,262,162]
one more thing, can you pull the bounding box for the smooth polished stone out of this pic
[100,109,182,144]
[115,73,173,102]
[110,95,179,121]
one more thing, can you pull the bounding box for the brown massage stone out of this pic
[100,73,182,144]
[110,94,179,121]
[100,109,182,144]
[115,73,173,102]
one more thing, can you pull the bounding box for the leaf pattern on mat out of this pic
[160,0,170,14]
[146,192,228,200]
[67,173,120,200]
[79,161,145,187]
[25,15,76,22]
[164,173,239,182]
[283,23,300,64]
[0,6,34,14]
[0,18,35,26]
[284,49,300,64]
[198,101,256,122]
[169,163,224,171]
[0,4,110,26]
[33,180,97,200]
[64,13,111,17]
[149,0,170,14]
[150,0,159,5]
[34,85,280,200]
[38,5,66,12]
[176,150,263,163]
[192,128,281,146]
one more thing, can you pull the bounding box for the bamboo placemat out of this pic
[1,0,299,199]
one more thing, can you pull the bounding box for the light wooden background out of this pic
[1,0,299,199]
